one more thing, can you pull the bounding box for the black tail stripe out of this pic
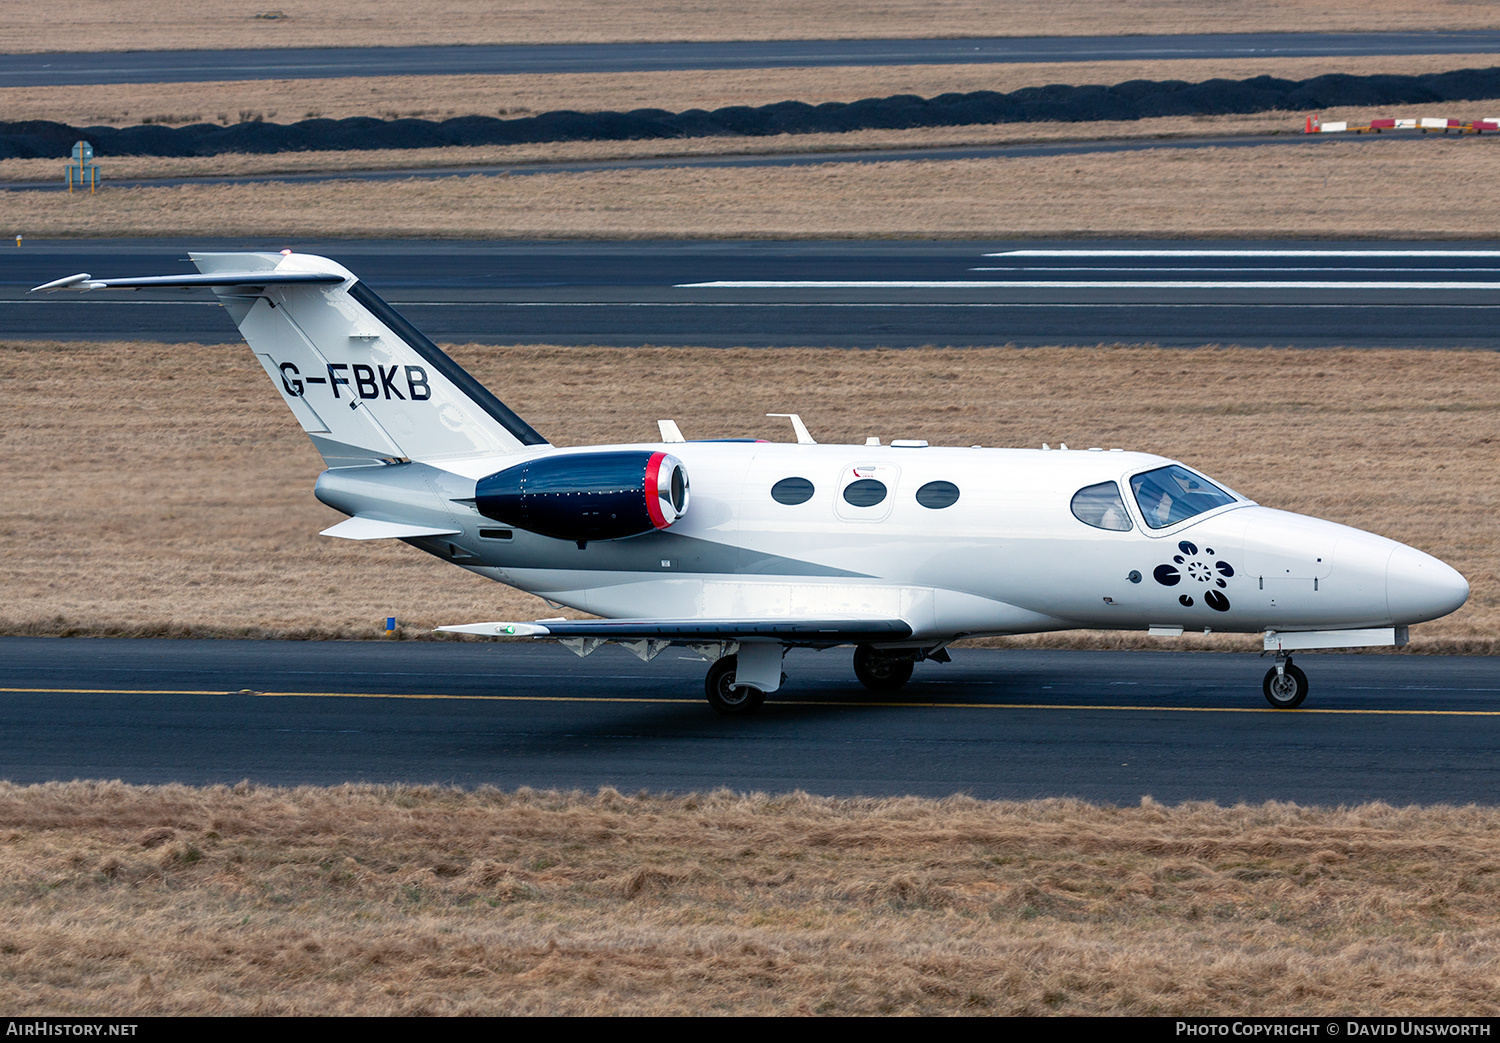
[348,280,548,446]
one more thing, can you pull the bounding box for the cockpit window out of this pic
[1129,465,1236,529]
[1071,481,1133,531]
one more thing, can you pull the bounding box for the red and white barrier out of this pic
[1305,115,1500,134]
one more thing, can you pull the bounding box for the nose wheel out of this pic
[1262,658,1309,709]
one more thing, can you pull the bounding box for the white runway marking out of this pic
[970,266,1500,273]
[678,280,1500,290]
[401,301,1500,310]
[985,249,1500,258]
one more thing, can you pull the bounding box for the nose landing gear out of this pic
[1262,655,1309,709]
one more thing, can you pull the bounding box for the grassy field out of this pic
[2,341,1495,649]
[2,783,1498,1015]
[8,136,1500,239]
[7,0,1498,53]
[8,53,1496,130]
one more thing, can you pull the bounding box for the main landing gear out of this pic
[1262,654,1309,709]
[852,644,916,691]
[703,643,949,714]
[704,655,766,716]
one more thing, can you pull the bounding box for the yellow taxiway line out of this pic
[3,687,1500,715]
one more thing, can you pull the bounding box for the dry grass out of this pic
[6,1,1497,54]
[9,53,1498,130]
[1,783,1499,1015]
[8,136,1500,239]
[2,342,1496,650]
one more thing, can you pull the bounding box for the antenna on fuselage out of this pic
[767,413,816,444]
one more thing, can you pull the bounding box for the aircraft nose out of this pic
[1386,545,1469,624]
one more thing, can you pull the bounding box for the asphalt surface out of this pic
[8,33,1500,87]
[8,237,1500,348]
[4,637,1497,802]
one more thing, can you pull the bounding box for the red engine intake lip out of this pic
[644,451,669,530]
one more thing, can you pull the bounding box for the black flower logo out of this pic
[1152,540,1235,612]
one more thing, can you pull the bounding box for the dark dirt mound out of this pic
[5,67,1499,161]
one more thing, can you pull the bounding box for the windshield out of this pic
[1129,465,1236,529]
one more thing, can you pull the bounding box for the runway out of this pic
[7,32,1500,87]
[4,637,1498,803]
[7,238,1500,348]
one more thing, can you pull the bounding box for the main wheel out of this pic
[853,644,915,692]
[1262,663,1309,709]
[705,655,765,716]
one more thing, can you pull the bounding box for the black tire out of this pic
[1262,663,1309,709]
[705,655,765,716]
[852,644,915,692]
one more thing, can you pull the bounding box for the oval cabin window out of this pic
[842,479,888,507]
[770,477,815,505]
[915,480,960,509]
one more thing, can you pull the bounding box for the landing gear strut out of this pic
[1262,655,1309,709]
[852,644,915,692]
[705,655,765,716]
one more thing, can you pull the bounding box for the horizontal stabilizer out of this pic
[320,517,460,540]
[32,271,346,292]
[436,618,913,643]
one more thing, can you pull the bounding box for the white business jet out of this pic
[34,252,1470,714]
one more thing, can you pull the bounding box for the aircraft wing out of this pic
[437,618,913,645]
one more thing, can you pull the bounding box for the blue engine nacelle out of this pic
[475,450,689,542]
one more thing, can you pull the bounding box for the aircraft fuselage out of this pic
[315,440,1467,643]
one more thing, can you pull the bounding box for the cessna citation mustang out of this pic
[35,251,1470,714]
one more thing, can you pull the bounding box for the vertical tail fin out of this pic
[192,252,548,467]
[33,251,548,467]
